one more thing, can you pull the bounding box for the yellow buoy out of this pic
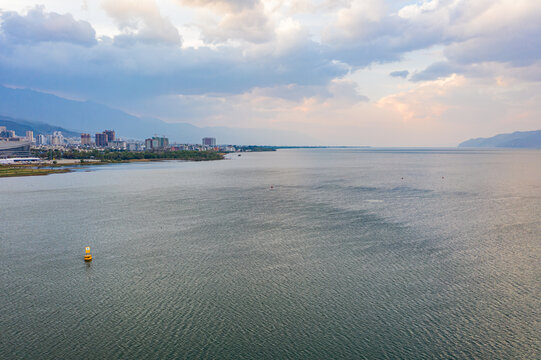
[84,246,92,261]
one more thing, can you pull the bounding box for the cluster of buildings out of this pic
[1,123,240,159]
[0,127,33,157]
[1,127,34,142]
[83,130,141,150]
[91,130,116,147]
[35,131,64,146]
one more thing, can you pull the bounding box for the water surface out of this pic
[1,149,539,359]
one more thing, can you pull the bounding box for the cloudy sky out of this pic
[1,0,540,146]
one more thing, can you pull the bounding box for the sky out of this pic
[0,0,540,146]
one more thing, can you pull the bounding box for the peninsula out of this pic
[459,130,541,148]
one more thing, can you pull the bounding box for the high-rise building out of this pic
[81,133,91,145]
[155,136,168,149]
[49,131,63,145]
[26,131,34,143]
[104,130,115,142]
[145,138,153,150]
[95,133,108,147]
[36,134,47,145]
[145,136,169,150]
[202,137,216,146]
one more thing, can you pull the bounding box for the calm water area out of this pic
[1,148,540,359]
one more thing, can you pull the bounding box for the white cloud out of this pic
[197,2,274,43]
[0,5,96,46]
[324,0,388,41]
[102,0,182,46]
[178,0,258,11]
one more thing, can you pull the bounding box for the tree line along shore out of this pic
[33,149,225,161]
[0,149,225,178]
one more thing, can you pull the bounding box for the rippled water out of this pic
[1,148,540,359]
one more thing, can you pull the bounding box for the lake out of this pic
[1,148,539,359]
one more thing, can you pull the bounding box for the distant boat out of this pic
[238,154,241,156]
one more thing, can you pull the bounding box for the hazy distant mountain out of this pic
[0,86,310,145]
[0,115,81,137]
[459,130,541,148]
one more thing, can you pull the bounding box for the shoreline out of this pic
[0,156,225,178]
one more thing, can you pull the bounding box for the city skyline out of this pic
[1,122,234,153]
[0,1,540,146]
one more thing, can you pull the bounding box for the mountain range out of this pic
[459,130,541,148]
[0,115,80,138]
[0,86,309,145]
[3,86,539,148]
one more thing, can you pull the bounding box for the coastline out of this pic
[0,165,71,177]
[0,155,226,178]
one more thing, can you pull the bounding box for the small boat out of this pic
[84,246,92,261]
[238,154,241,156]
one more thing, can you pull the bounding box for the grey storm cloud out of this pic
[0,6,96,46]
[322,9,446,68]
[322,0,541,74]
[445,29,541,67]
[0,36,346,103]
[411,22,541,82]
[410,62,460,82]
[389,70,409,78]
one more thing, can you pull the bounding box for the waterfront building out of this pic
[0,140,31,157]
[95,133,108,147]
[104,130,115,142]
[202,137,216,147]
[81,133,91,145]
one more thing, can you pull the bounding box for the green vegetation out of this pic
[236,146,277,152]
[0,149,224,178]
[0,165,70,178]
[32,149,224,162]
